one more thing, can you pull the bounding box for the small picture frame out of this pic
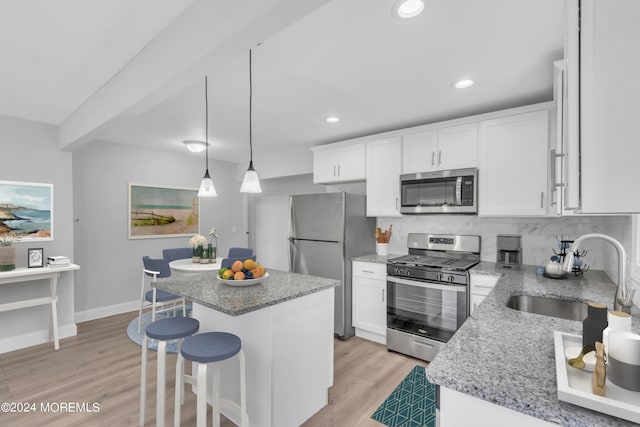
[28,248,44,268]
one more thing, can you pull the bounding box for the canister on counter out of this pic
[607,330,640,391]
[582,302,608,348]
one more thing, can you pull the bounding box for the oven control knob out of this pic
[444,274,455,283]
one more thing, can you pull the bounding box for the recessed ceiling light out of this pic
[453,79,474,89]
[392,0,425,19]
[182,140,208,153]
[325,116,340,123]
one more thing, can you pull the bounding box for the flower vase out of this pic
[192,245,204,263]
[208,243,216,261]
[200,248,209,264]
[0,246,16,271]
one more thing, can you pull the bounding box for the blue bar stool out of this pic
[174,332,249,427]
[140,317,200,427]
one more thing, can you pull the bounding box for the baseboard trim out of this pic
[355,328,386,345]
[75,300,139,323]
[0,323,77,354]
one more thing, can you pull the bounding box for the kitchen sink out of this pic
[506,295,588,321]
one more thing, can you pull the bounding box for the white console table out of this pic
[0,264,80,350]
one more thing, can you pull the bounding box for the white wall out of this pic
[0,115,76,352]
[72,141,246,321]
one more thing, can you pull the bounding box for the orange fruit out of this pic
[250,267,262,278]
[234,271,245,280]
[243,259,257,270]
[257,265,265,277]
[231,260,244,272]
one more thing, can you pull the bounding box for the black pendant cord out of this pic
[205,75,209,175]
[249,49,253,168]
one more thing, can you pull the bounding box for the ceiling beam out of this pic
[58,0,330,151]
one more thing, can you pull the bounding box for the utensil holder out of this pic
[376,243,388,256]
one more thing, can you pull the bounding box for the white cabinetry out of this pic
[402,123,478,173]
[312,142,365,184]
[366,137,402,217]
[559,0,640,214]
[570,0,640,213]
[478,109,550,216]
[352,261,387,344]
[470,273,499,315]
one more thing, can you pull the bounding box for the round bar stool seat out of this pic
[146,317,200,340]
[175,332,249,427]
[140,317,200,427]
[181,332,240,362]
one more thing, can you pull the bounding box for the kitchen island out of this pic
[155,269,338,427]
[427,263,640,426]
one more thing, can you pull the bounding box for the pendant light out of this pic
[197,76,217,197]
[240,49,263,193]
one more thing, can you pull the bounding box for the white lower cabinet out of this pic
[352,261,387,344]
[470,273,499,315]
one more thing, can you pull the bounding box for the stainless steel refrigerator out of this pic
[288,192,376,339]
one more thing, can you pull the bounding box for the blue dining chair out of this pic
[138,256,187,334]
[221,248,256,269]
[228,247,254,259]
[162,247,192,262]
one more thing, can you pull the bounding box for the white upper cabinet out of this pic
[402,123,478,173]
[559,0,640,214]
[478,109,550,216]
[402,129,437,173]
[577,0,640,213]
[436,123,479,170]
[312,142,365,184]
[366,137,402,217]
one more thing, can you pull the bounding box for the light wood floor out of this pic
[0,311,426,426]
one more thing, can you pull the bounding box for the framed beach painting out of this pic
[128,183,199,239]
[0,180,53,242]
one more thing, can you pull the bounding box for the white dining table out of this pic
[169,258,222,275]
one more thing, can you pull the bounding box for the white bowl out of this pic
[217,272,269,287]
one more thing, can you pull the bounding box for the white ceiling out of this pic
[0,0,564,164]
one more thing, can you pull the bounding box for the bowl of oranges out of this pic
[217,258,267,286]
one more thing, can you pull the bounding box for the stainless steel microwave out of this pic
[400,168,478,214]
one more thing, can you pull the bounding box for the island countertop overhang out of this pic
[154,268,339,316]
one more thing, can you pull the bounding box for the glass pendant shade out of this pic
[198,76,217,197]
[198,170,217,197]
[240,161,262,193]
[240,49,263,194]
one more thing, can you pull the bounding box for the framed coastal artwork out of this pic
[128,183,199,239]
[0,180,53,242]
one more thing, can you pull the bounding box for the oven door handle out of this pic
[386,276,467,292]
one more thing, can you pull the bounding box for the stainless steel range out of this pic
[386,233,480,361]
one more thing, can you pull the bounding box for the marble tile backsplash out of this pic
[376,215,631,277]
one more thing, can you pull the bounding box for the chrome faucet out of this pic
[562,233,630,312]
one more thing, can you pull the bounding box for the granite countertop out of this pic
[427,263,640,426]
[155,269,339,316]
[352,253,404,264]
